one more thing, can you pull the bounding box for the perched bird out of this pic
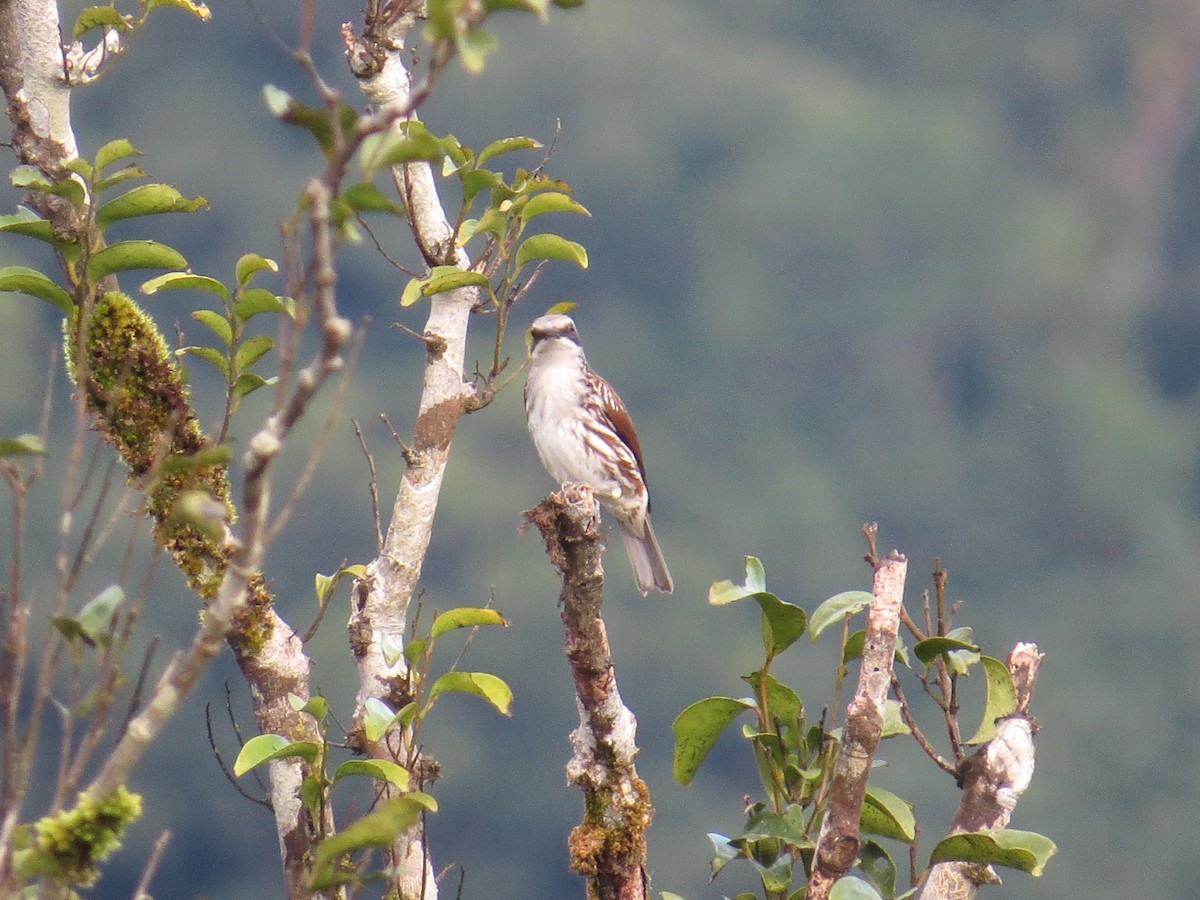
[525,313,673,595]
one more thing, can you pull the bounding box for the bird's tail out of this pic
[620,518,673,596]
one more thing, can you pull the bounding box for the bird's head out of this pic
[529,314,582,351]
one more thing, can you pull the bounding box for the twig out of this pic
[131,829,170,900]
[353,419,384,554]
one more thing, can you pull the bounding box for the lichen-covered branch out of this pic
[807,551,908,900]
[917,643,1043,900]
[343,13,480,899]
[526,486,651,900]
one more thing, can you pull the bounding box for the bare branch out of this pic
[807,551,908,900]
[525,486,651,900]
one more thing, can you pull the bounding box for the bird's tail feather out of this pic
[620,518,673,596]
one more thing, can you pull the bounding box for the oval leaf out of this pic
[234,334,274,371]
[913,635,982,668]
[86,240,187,283]
[78,584,125,640]
[232,733,320,776]
[519,191,590,221]
[95,138,141,173]
[515,233,588,269]
[477,135,542,166]
[0,433,47,458]
[0,266,73,315]
[809,590,874,641]
[830,876,885,900]
[861,786,916,842]
[141,271,229,300]
[428,671,513,716]
[95,183,207,229]
[672,696,754,785]
[332,758,410,790]
[929,829,1057,877]
[311,795,437,889]
[756,593,807,658]
[235,253,279,286]
[964,655,1020,745]
[363,697,401,743]
[421,267,491,298]
[177,345,229,377]
[191,309,232,346]
[430,607,508,639]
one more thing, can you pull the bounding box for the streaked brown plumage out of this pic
[524,314,673,595]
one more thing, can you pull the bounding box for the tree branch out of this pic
[807,551,908,900]
[917,643,1043,900]
[526,485,651,900]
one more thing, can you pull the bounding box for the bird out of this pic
[524,313,673,595]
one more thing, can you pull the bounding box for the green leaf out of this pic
[96,184,207,229]
[809,590,874,641]
[314,564,366,607]
[232,733,320,776]
[86,240,187,282]
[381,632,405,668]
[457,28,499,73]
[310,795,437,889]
[709,556,768,605]
[72,6,131,39]
[860,840,897,899]
[743,672,802,726]
[519,191,590,221]
[95,138,141,173]
[672,696,754,784]
[339,182,405,215]
[928,829,1057,877]
[861,786,916,842]
[96,165,149,193]
[360,122,446,176]
[913,635,982,668]
[146,0,212,21]
[0,266,73,316]
[421,266,491,298]
[757,594,807,658]
[515,233,588,269]
[964,656,1020,745]
[235,253,279,287]
[881,698,911,738]
[944,626,981,675]
[11,166,87,207]
[430,607,508,639]
[234,372,274,400]
[191,309,232,346]
[362,697,402,743]
[484,0,549,13]
[288,693,329,723]
[0,207,61,246]
[477,135,543,167]
[332,759,410,790]
[78,584,124,641]
[234,334,274,371]
[428,671,513,716]
[177,345,229,377]
[400,276,426,308]
[231,287,283,321]
[545,300,577,316]
[141,271,229,300]
[830,876,885,900]
[0,434,47,458]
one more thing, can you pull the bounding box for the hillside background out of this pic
[2,0,1198,897]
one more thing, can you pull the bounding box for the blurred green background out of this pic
[2,0,1199,897]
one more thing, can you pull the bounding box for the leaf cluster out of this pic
[670,557,1054,900]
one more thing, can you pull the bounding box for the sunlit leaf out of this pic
[477,135,543,167]
[11,166,87,207]
[86,240,187,283]
[421,267,491,298]
[861,786,916,842]
[514,233,588,269]
[363,697,402,743]
[95,138,142,173]
[177,345,229,377]
[141,271,229,300]
[929,829,1057,877]
[0,266,73,316]
[860,840,897,899]
[332,759,410,790]
[360,122,446,176]
[808,591,874,641]
[829,876,885,900]
[78,584,124,641]
[709,555,768,605]
[146,0,212,20]
[519,191,590,221]
[96,184,207,228]
[234,334,274,371]
[457,28,499,73]
[964,655,1020,745]
[0,207,61,246]
[159,445,231,474]
[234,372,274,400]
[428,671,513,716]
[232,733,320,776]
[72,6,131,39]
[430,607,508,639]
[235,253,279,287]
[672,696,753,784]
[339,182,405,216]
[191,309,232,346]
[310,795,437,889]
